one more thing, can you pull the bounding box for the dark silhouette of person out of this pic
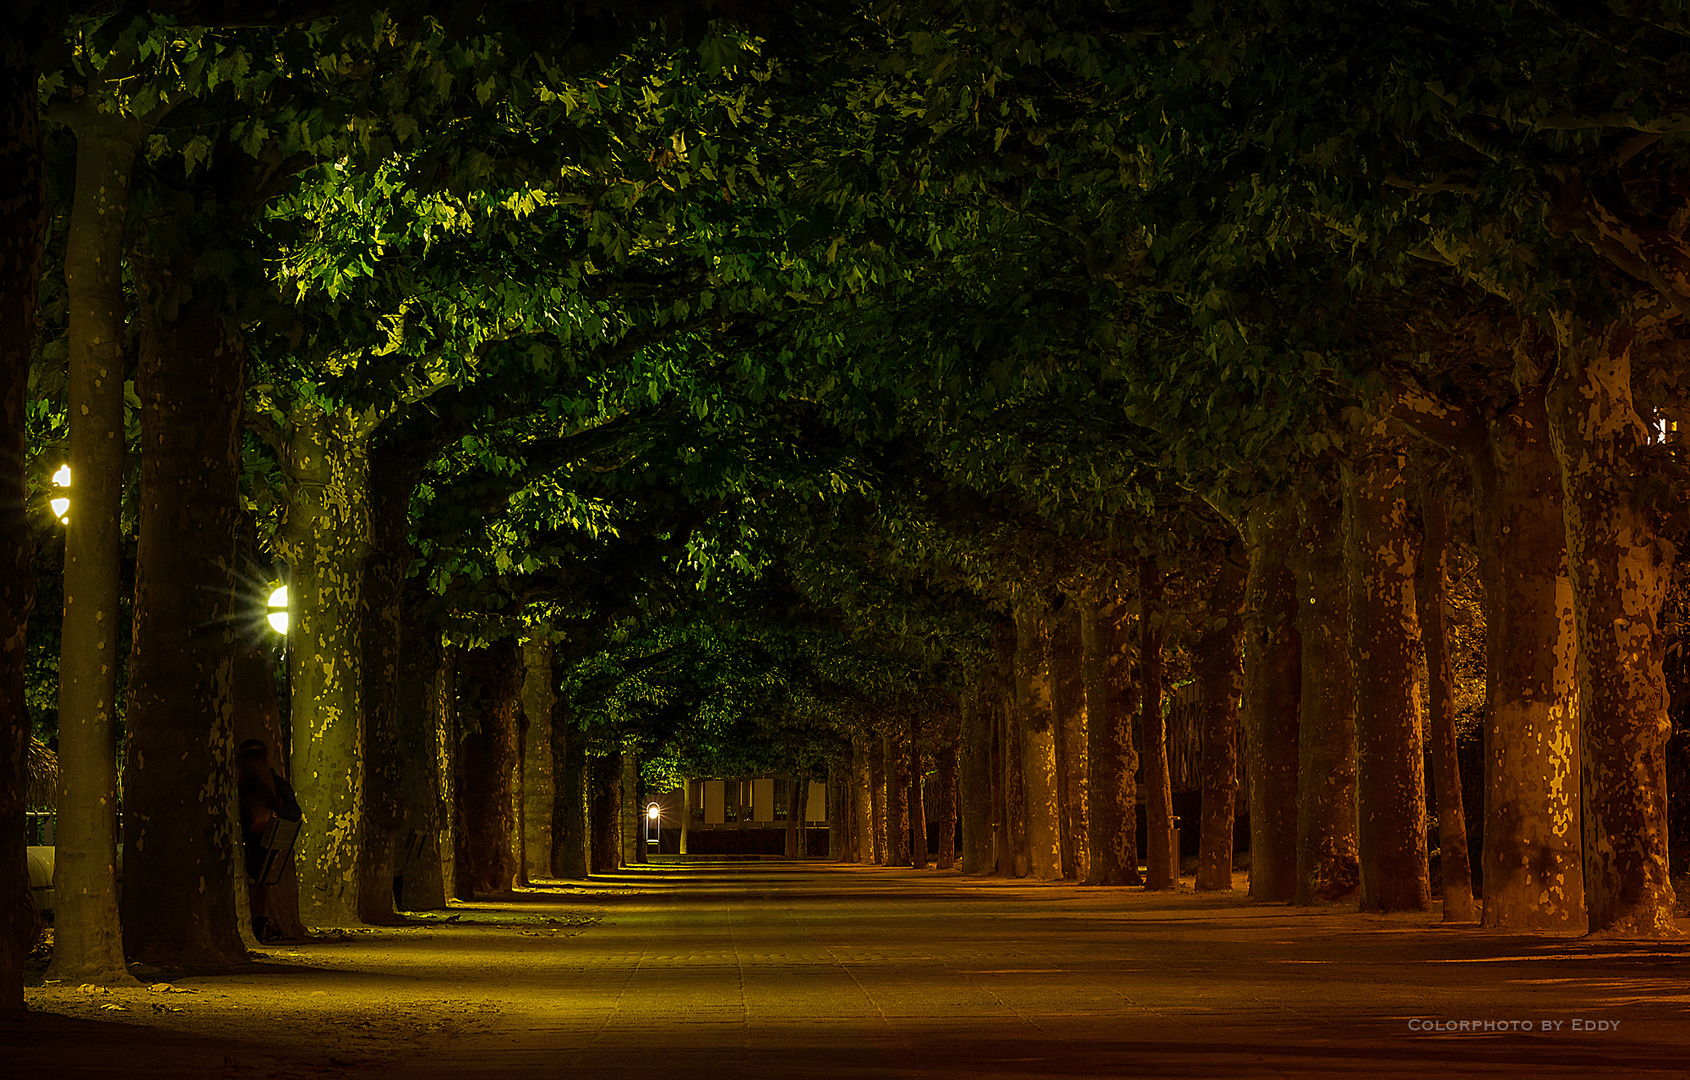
[237,739,302,943]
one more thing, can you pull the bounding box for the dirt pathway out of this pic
[6,863,1688,1078]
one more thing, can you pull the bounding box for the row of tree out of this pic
[7,0,1690,1022]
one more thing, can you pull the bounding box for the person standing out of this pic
[237,740,302,943]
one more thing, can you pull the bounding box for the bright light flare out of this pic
[52,464,71,487]
[647,804,660,821]
[267,584,289,635]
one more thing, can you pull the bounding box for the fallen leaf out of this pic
[99,1003,126,1011]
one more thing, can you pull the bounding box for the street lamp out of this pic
[266,584,289,635]
[49,464,69,524]
[646,802,660,848]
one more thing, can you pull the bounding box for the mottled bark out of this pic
[1014,599,1062,880]
[521,639,555,879]
[828,759,848,861]
[589,750,622,874]
[123,296,247,964]
[397,631,450,910]
[453,642,521,897]
[1468,391,1583,930]
[1081,592,1139,886]
[51,108,140,984]
[958,690,993,873]
[621,752,643,865]
[1051,599,1088,881]
[1293,489,1358,904]
[886,729,912,866]
[1240,498,1302,902]
[0,45,41,1018]
[1344,437,1431,912]
[551,700,589,880]
[277,404,374,927]
[1140,560,1176,891]
[1421,480,1477,923]
[934,711,959,870]
[1545,319,1678,937]
[1196,546,1247,892]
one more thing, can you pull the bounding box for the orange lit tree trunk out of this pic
[1140,559,1176,891]
[1293,488,1358,904]
[1081,590,1140,886]
[1545,318,1678,937]
[1344,433,1430,912]
[851,739,872,863]
[868,737,887,864]
[1470,391,1584,930]
[521,639,555,879]
[1052,598,1088,881]
[1001,685,1029,877]
[1015,597,1062,880]
[1421,476,1477,923]
[1239,498,1302,901]
[123,295,248,965]
[1196,545,1247,892]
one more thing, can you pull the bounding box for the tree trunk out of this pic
[1469,390,1583,929]
[869,737,887,864]
[885,729,911,866]
[51,110,140,985]
[1014,598,1062,880]
[1081,591,1140,886]
[1293,489,1359,904]
[1052,599,1088,881]
[1196,545,1247,892]
[934,710,959,870]
[785,770,804,859]
[958,690,993,873]
[453,642,521,897]
[1002,687,1030,877]
[552,700,590,880]
[0,45,43,1018]
[589,750,622,874]
[277,403,373,927]
[909,721,928,868]
[397,630,450,910]
[521,639,555,879]
[828,760,847,860]
[356,464,408,926]
[1140,559,1176,891]
[1240,497,1302,902]
[622,751,644,865]
[122,295,248,965]
[1545,318,1678,936]
[1421,478,1477,923]
[1344,435,1431,912]
[852,740,872,863]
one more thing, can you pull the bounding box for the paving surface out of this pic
[7,861,1690,1078]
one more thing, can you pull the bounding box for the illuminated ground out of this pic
[7,861,1688,1077]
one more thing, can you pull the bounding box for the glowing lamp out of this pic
[266,584,289,635]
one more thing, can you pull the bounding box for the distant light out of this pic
[647,804,660,821]
[52,464,71,488]
[267,584,289,635]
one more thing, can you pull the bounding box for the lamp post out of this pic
[647,802,660,850]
